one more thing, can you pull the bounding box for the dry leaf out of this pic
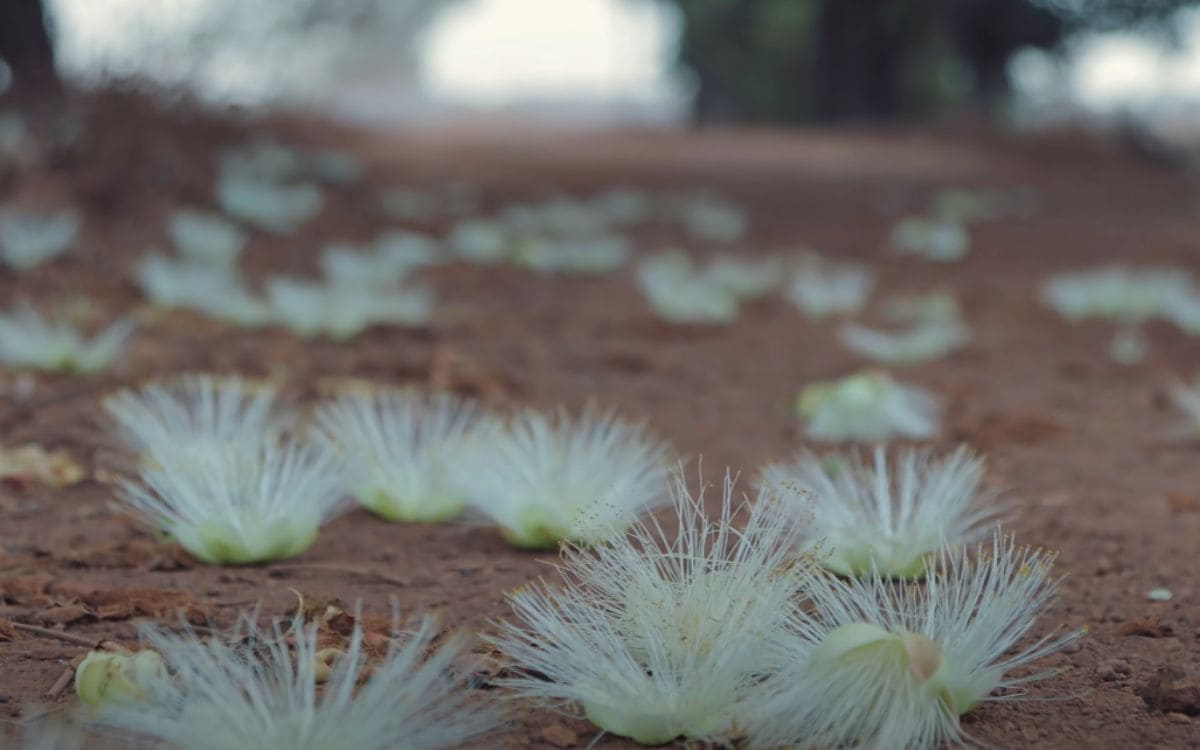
[0,444,86,487]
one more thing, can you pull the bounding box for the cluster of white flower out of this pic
[889,186,1037,263]
[839,290,971,365]
[786,253,875,319]
[138,221,436,338]
[0,301,132,374]
[81,611,497,750]
[637,249,783,324]
[1041,266,1200,363]
[105,375,345,565]
[0,209,80,270]
[491,471,1080,749]
[104,376,674,559]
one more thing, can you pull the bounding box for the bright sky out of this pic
[423,0,680,105]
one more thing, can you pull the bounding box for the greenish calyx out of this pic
[190,518,318,564]
[360,487,464,523]
[821,543,930,580]
[812,622,979,717]
[583,698,724,746]
[499,506,567,550]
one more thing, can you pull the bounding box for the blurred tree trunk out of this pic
[0,0,62,104]
[666,0,1068,125]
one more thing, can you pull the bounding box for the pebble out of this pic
[1097,659,1131,681]
[1147,588,1173,602]
[1167,712,1192,725]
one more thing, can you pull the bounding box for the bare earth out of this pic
[2,95,1199,748]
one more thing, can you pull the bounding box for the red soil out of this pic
[1,93,1199,748]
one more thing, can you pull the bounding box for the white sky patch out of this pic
[421,0,681,106]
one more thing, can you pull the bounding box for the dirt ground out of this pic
[2,93,1199,748]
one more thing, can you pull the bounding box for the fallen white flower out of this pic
[487,472,809,745]
[795,370,941,442]
[461,407,672,548]
[760,445,1003,578]
[0,302,131,374]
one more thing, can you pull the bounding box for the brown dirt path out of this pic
[2,96,1199,748]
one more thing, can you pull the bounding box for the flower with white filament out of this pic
[115,437,346,565]
[313,388,492,523]
[84,611,497,750]
[747,532,1085,750]
[487,472,809,746]
[461,407,672,548]
[0,302,132,374]
[760,446,1004,578]
[786,255,874,319]
[795,370,941,442]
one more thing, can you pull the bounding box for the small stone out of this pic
[1085,719,1102,731]
[1147,588,1173,602]
[1136,666,1200,716]
[1097,659,1130,681]
[1118,618,1174,638]
[540,723,578,748]
[1167,712,1192,724]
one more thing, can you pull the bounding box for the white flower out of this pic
[134,254,271,326]
[1040,266,1196,323]
[838,322,969,365]
[313,389,491,523]
[679,194,746,243]
[265,277,432,340]
[795,370,940,442]
[461,407,672,548]
[514,235,630,275]
[760,446,1003,578]
[1160,282,1200,334]
[0,210,80,270]
[786,255,874,319]
[447,219,509,263]
[588,188,653,225]
[890,217,970,262]
[103,375,289,463]
[487,472,809,745]
[382,184,478,221]
[637,251,740,324]
[503,197,611,238]
[374,230,440,268]
[704,254,783,300]
[0,302,132,374]
[116,437,346,564]
[1041,266,1200,363]
[85,611,497,750]
[219,141,305,183]
[167,210,248,267]
[309,149,363,185]
[930,187,1037,224]
[748,533,1085,750]
[216,174,323,234]
[1167,377,1200,440]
